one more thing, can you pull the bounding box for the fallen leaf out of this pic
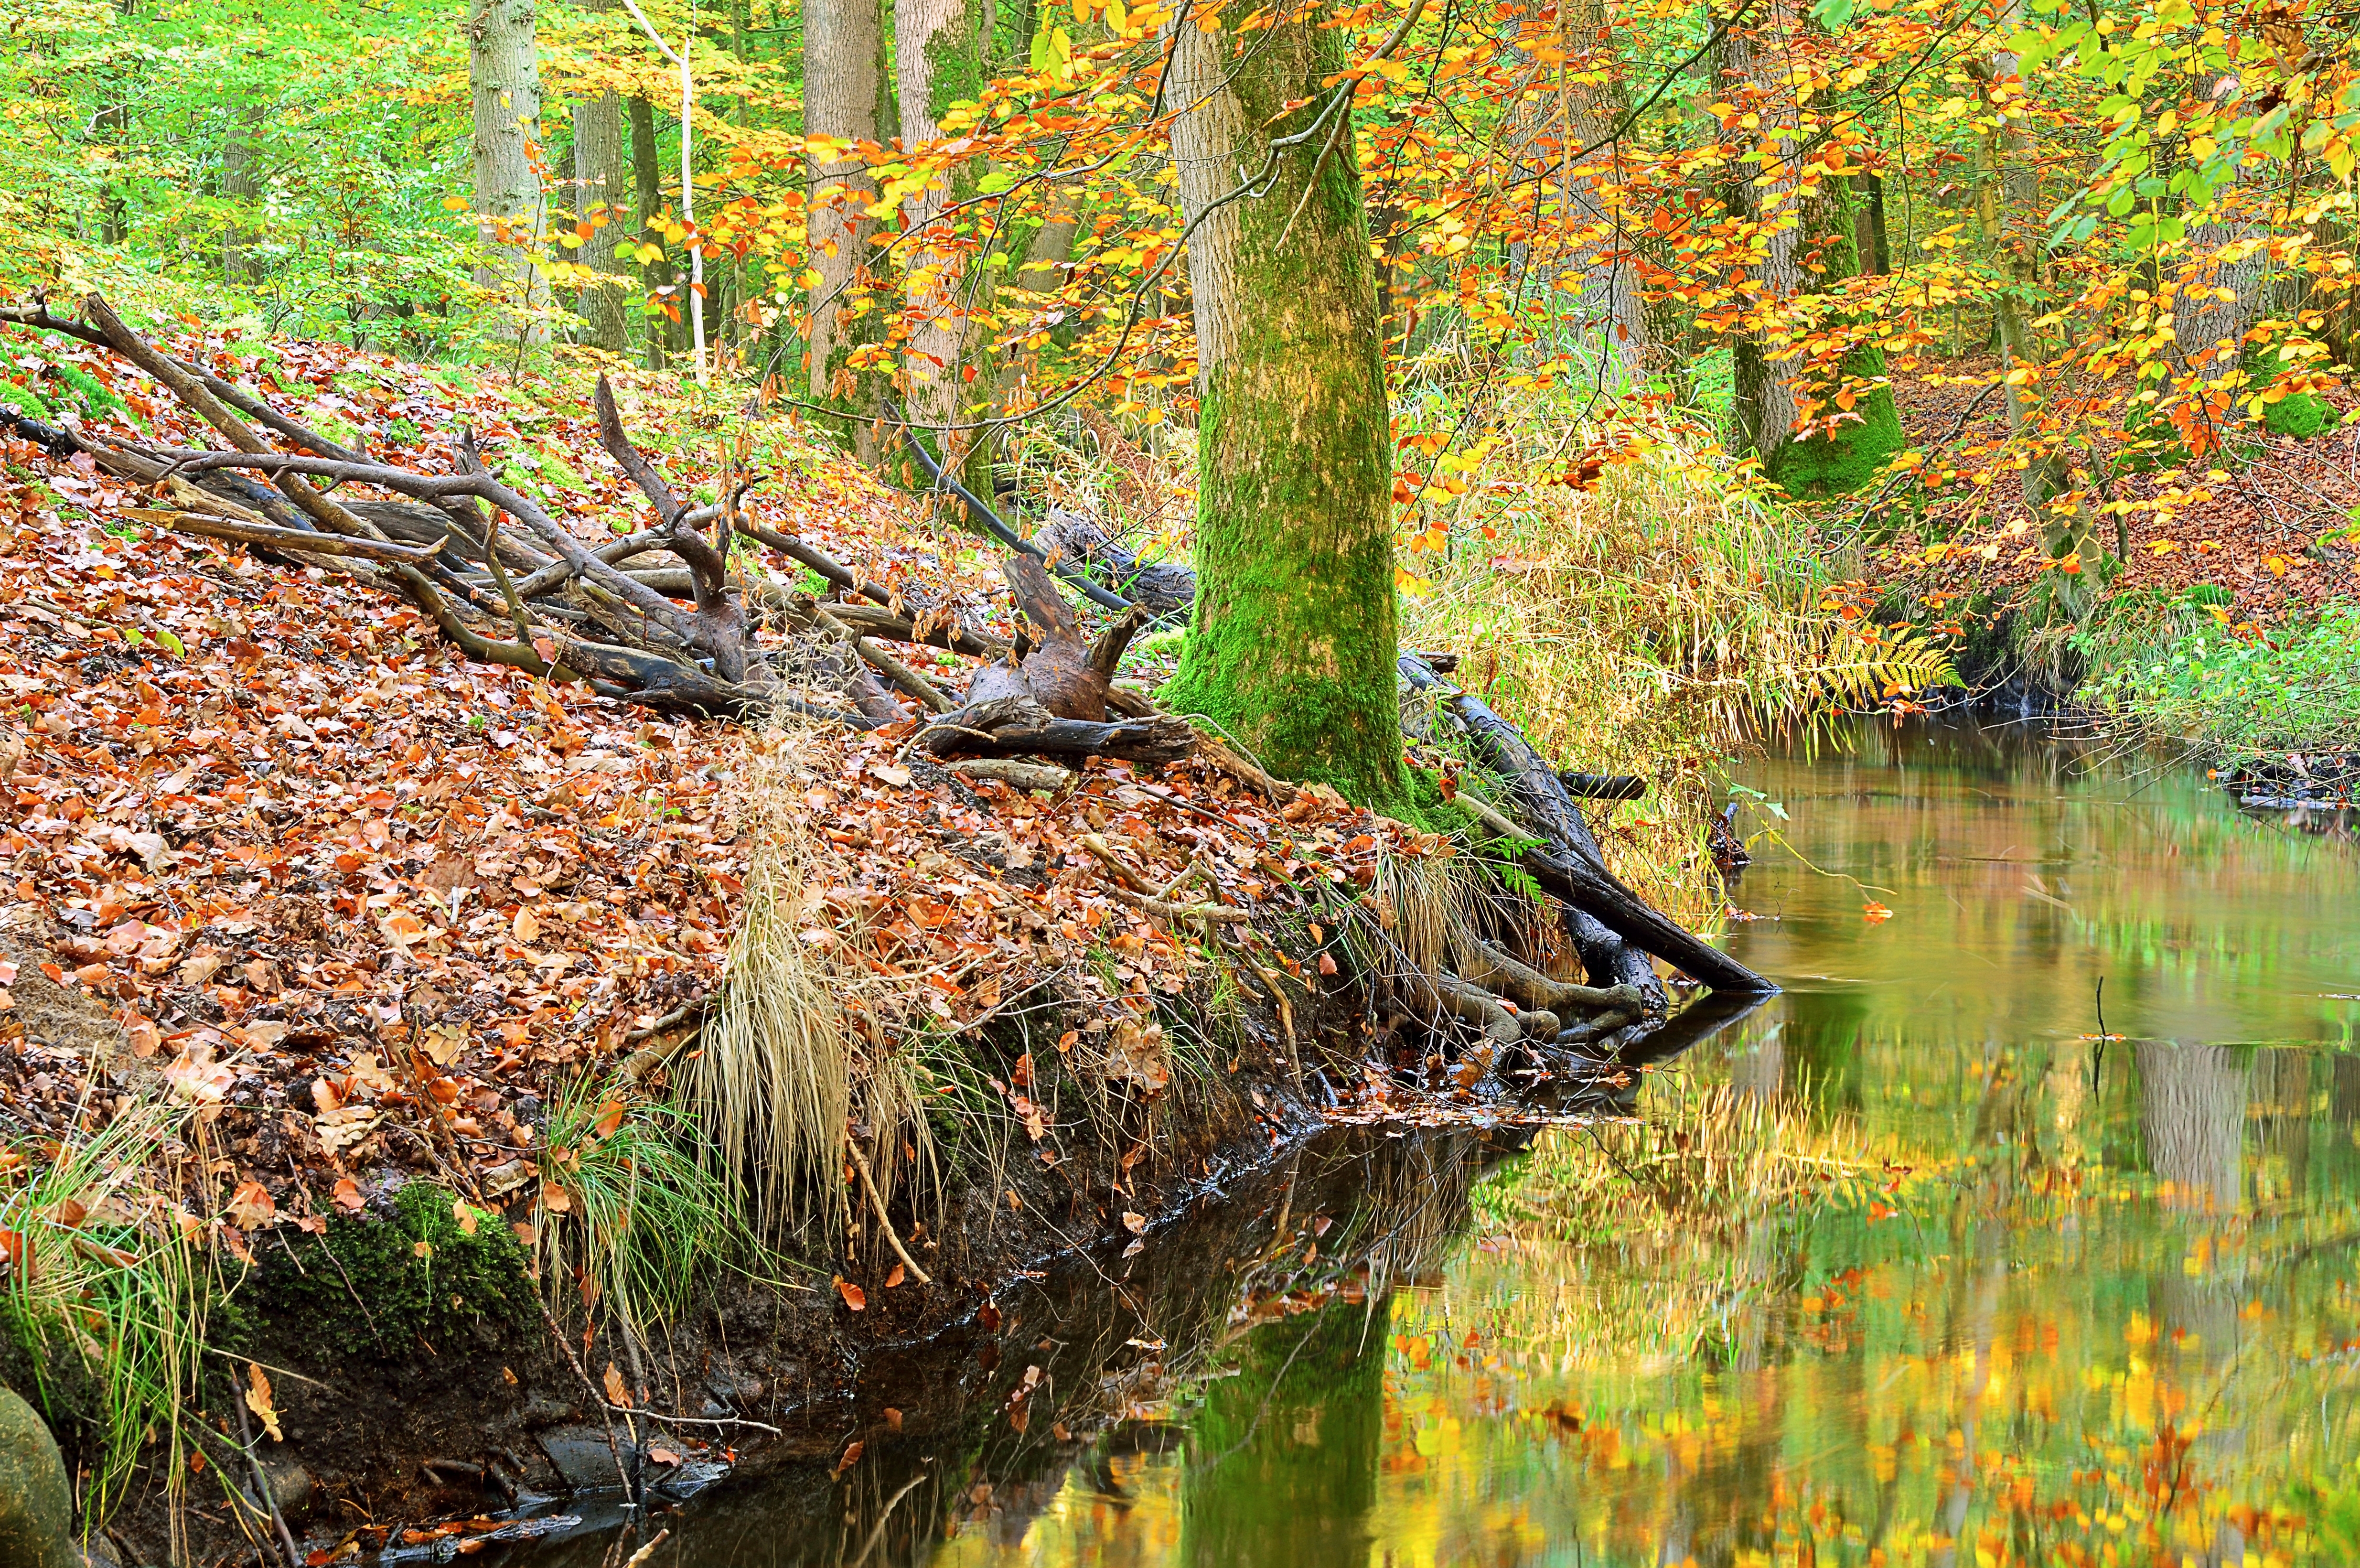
[1862,900,1894,924]
[1121,1212,1146,1235]
[332,1177,364,1213]
[885,1262,905,1288]
[832,1439,864,1478]
[871,763,912,788]
[245,1363,282,1441]
[836,1277,867,1311]
[647,1446,682,1465]
[514,907,541,943]
[603,1362,629,1407]
[225,1180,276,1227]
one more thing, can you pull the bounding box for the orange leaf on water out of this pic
[1862,901,1893,924]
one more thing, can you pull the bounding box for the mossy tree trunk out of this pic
[629,97,675,369]
[1159,10,1407,809]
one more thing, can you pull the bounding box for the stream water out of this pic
[512,721,2360,1568]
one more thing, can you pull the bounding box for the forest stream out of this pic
[476,720,2360,1568]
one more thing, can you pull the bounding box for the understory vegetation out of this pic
[0,0,2355,1552]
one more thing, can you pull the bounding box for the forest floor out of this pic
[1879,355,2360,627]
[0,327,1649,1563]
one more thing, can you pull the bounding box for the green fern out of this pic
[1806,623,1961,708]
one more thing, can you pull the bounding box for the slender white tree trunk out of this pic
[468,0,548,342]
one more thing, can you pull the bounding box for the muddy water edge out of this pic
[118,719,2360,1567]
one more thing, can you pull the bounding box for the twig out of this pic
[231,1371,302,1568]
[622,1527,671,1568]
[602,1402,784,1436]
[845,1140,933,1286]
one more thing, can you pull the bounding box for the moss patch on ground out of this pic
[248,1181,537,1364]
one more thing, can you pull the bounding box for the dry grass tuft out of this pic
[699,716,858,1237]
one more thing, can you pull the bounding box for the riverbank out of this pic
[0,324,1775,1567]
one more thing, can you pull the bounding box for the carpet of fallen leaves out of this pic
[0,327,1407,1233]
[1879,356,2360,621]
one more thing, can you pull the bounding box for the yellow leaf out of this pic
[441,196,469,212]
[1105,0,1128,29]
[245,1364,282,1442]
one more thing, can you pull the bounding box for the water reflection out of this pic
[511,723,2360,1567]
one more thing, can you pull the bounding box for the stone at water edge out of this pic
[0,1386,78,1568]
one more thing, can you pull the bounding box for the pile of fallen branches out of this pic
[1,290,1770,1066]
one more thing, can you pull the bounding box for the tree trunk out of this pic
[1159,5,1407,809]
[221,106,263,284]
[806,0,890,447]
[1503,0,1648,386]
[894,0,989,440]
[630,95,674,368]
[95,101,129,246]
[468,0,547,342]
[1715,5,1805,469]
[572,0,629,353]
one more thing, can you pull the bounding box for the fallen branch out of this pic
[120,508,446,563]
[913,696,1196,765]
[845,1141,932,1286]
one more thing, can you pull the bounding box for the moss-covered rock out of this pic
[0,1387,76,1568]
[2263,390,2340,440]
[249,1181,536,1364]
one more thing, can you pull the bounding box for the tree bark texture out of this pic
[894,0,990,435]
[572,4,629,354]
[468,0,548,340]
[629,96,675,367]
[806,0,891,442]
[1159,7,1406,809]
[1714,3,1804,468]
[221,106,263,284]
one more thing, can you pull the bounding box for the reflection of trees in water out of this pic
[498,1128,1492,1568]
[2136,1043,2247,1215]
[2137,1043,2249,1370]
[1179,1305,1386,1567]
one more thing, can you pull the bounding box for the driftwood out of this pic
[912,696,1195,766]
[965,554,1145,721]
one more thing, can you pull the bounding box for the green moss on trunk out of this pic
[1160,24,1406,812]
[1765,344,1906,496]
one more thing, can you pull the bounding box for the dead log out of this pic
[912,696,1195,765]
[1399,653,1773,997]
[1447,932,1645,1024]
[1036,508,1195,620]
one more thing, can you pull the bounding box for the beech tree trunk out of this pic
[806,0,890,447]
[630,96,674,368]
[894,0,989,438]
[221,107,262,284]
[468,0,547,341]
[1714,3,1804,469]
[1159,6,1406,809]
[1505,0,1648,386]
[572,1,628,353]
